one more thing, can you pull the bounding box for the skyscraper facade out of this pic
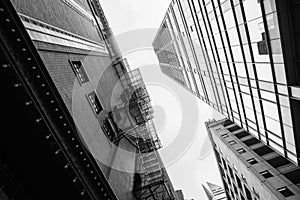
[206,118,300,200]
[0,0,177,199]
[153,0,300,165]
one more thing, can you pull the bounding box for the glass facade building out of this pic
[153,0,300,165]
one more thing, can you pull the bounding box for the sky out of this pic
[101,0,224,199]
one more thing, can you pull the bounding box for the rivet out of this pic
[45,135,51,139]
[25,101,32,106]
[79,151,83,155]
[0,8,4,12]
[41,84,45,87]
[90,170,93,174]
[80,190,85,195]
[63,123,67,126]
[94,177,97,180]
[5,19,10,22]
[55,150,60,154]
[87,164,90,167]
[27,57,31,61]
[71,138,75,141]
[72,177,77,183]
[46,92,50,95]
[83,158,86,161]
[97,182,101,186]
[104,193,107,197]
[32,66,36,69]
[35,118,42,123]
[36,75,40,78]
[67,131,71,134]
[14,83,22,88]
[55,108,58,111]
[11,29,15,32]
[64,164,69,169]
[51,100,54,104]
[59,116,63,119]
[101,188,103,191]
[2,64,8,68]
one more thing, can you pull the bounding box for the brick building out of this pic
[0,0,176,199]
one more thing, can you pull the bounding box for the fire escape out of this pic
[105,58,176,200]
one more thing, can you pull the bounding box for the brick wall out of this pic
[11,0,101,43]
[32,40,137,199]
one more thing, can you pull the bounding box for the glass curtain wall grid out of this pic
[153,0,298,164]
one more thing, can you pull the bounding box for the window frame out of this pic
[69,60,90,85]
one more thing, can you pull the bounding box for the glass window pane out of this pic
[261,90,276,101]
[235,4,244,25]
[228,28,239,46]
[266,12,280,40]
[239,25,248,44]
[235,63,247,77]
[247,17,264,43]
[279,95,290,107]
[243,0,262,22]
[262,100,279,120]
[274,64,287,84]
[251,43,270,62]
[255,63,273,82]
[281,106,293,127]
[283,125,295,145]
[269,138,284,155]
[271,39,284,63]
[264,0,277,14]
[232,46,244,62]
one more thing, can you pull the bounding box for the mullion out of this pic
[189,0,229,115]
[169,5,195,93]
[177,0,209,101]
[211,0,243,125]
[229,0,262,137]
[186,0,211,103]
[197,0,231,113]
[260,0,287,157]
[187,0,222,108]
[192,0,224,109]
[239,1,270,144]
[166,12,193,91]
[219,0,249,129]
[173,0,201,97]
[190,0,233,117]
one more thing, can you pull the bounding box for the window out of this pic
[242,137,260,146]
[229,140,237,145]
[260,170,273,179]
[227,125,240,132]
[101,119,117,141]
[235,131,249,139]
[69,60,89,84]
[222,134,229,138]
[266,156,291,168]
[277,187,294,197]
[283,169,300,185]
[237,148,246,154]
[87,91,103,115]
[247,158,258,165]
[253,146,274,156]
